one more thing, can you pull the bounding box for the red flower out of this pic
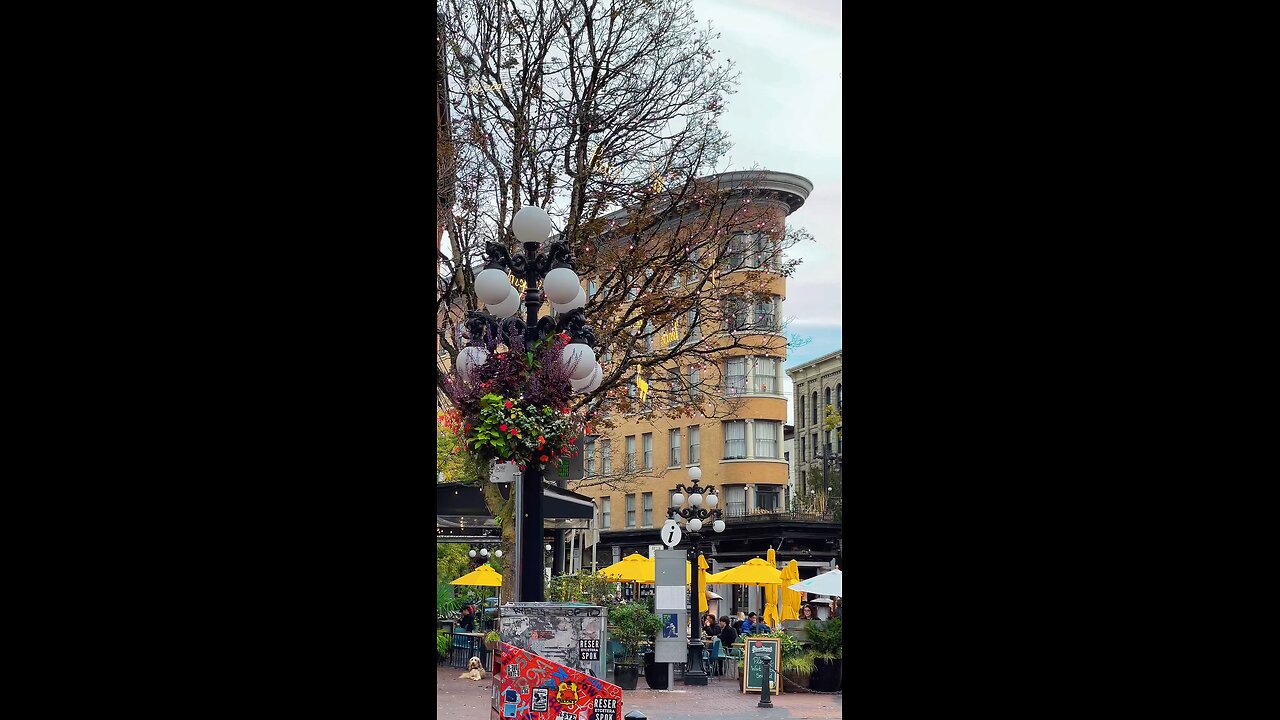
[500,424,508,432]
[511,429,518,436]
[505,400,514,409]
[563,408,571,415]
[540,455,549,462]
[538,436,545,444]
[519,465,526,471]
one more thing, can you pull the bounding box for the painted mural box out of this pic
[499,603,608,679]
[491,643,623,720]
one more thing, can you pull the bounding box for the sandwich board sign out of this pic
[743,637,782,695]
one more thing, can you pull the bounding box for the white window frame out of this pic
[669,429,681,467]
[688,426,700,464]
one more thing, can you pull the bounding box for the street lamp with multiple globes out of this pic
[457,206,601,603]
[665,465,725,686]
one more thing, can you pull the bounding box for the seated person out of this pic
[718,616,738,648]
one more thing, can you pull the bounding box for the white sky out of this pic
[694,0,843,426]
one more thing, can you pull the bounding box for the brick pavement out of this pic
[436,665,842,720]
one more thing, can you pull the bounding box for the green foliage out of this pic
[548,571,621,605]
[733,628,816,678]
[805,618,843,659]
[437,543,472,584]
[485,629,501,644]
[437,628,452,658]
[607,602,662,665]
[437,583,462,620]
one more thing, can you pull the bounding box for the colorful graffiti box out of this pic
[491,643,623,720]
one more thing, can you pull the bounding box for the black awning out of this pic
[437,482,595,530]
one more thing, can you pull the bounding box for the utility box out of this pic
[499,603,608,680]
[492,642,622,720]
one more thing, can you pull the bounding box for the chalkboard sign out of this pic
[742,638,781,695]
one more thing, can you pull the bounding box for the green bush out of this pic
[608,602,662,666]
[805,618,843,660]
[437,629,451,658]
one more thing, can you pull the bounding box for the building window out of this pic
[755,357,780,394]
[586,439,596,476]
[724,234,747,271]
[642,433,653,470]
[669,272,682,289]
[754,298,777,331]
[643,322,653,352]
[811,393,818,424]
[837,428,842,454]
[800,436,806,462]
[601,497,611,528]
[725,357,747,395]
[689,247,703,284]
[825,387,832,408]
[755,421,779,459]
[756,485,781,512]
[726,297,750,331]
[601,439,612,475]
[669,429,681,467]
[642,492,653,527]
[836,383,842,410]
[626,494,636,527]
[689,365,701,399]
[798,396,805,428]
[723,421,747,459]
[725,485,746,517]
[689,426,700,464]
[588,280,598,299]
[812,433,819,457]
[688,307,702,340]
[626,436,636,472]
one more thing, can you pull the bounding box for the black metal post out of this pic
[685,530,707,686]
[519,239,545,603]
[757,656,773,707]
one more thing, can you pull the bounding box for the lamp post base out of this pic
[684,640,708,686]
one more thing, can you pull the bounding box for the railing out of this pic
[724,501,842,523]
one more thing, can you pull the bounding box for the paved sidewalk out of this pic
[437,665,842,720]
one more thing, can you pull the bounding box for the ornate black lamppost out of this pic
[457,207,601,603]
[666,466,725,686]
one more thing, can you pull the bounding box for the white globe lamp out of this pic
[581,363,604,392]
[475,267,513,306]
[512,206,552,244]
[552,287,586,314]
[562,343,597,381]
[705,494,718,508]
[672,493,685,506]
[487,286,522,318]
[544,267,581,305]
[469,549,477,558]
[571,363,602,392]
[687,518,702,532]
[480,548,489,557]
[712,520,725,533]
[494,549,502,558]
[688,466,702,482]
[458,346,490,382]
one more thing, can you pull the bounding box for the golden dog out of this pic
[459,656,485,681]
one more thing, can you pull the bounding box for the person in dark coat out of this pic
[702,613,721,638]
[718,617,738,648]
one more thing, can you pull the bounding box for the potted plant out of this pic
[607,602,662,691]
[484,630,501,651]
[805,618,842,692]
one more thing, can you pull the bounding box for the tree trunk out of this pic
[481,481,519,599]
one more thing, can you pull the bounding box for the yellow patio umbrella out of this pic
[697,554,710,614]
[450,564,503,587]
[705,557,784,585]
[780,559,802,621]
[599,553,653,582]
[762,548,780,629]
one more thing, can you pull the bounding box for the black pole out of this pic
[519,239,546,603]
[758,656,773,707]
[684,531,707,685]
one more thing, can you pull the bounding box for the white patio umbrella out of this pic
[787,568,842,597]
